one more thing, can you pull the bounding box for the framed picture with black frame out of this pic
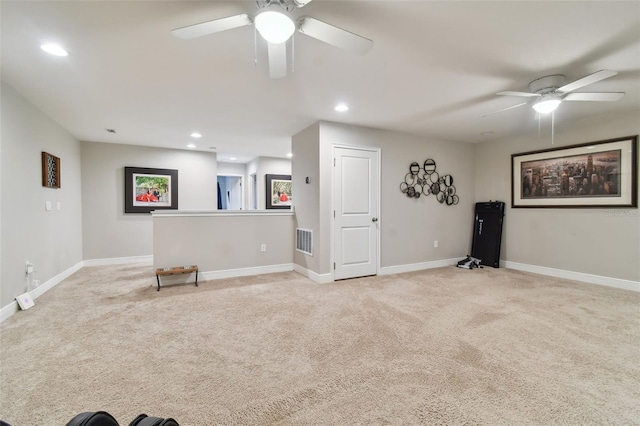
[124,167,178,213]
[265,174,292,209]
[511,135,637,208]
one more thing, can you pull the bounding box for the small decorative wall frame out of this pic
[42,152,60,188]
[400,158,459,206]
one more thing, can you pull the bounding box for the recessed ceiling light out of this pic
[230,157,237,161]
[40,43,68,57]
[286,153,293,158]
[187,143,196,149]
[334,104,349,112]
[190,132,202,138]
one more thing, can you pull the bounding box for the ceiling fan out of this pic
[485,70,625,116]
[171,0,373,79]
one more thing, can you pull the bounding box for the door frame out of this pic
[217,174,245,210]
[331,144,381,281]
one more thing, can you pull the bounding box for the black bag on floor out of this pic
[66,411,119,426]
[128,414,179,426]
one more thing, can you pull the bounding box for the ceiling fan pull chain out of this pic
[291,33,295,73]
[254,26,258,67]
[551,111,555,145]
[538,113,541,139]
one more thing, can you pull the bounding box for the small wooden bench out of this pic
[155,265,199,291]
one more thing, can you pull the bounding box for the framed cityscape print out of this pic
[124,167,178,213]
[512,135,637,208]
[266,174,292,209]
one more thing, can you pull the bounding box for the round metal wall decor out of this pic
[399,158,459,206]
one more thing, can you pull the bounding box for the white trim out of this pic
[1,261,84,324]
[30,261,83,299]
[151,210,294,218]
[293,264,333,284]
[502,260,639,292]
[379,258,460,276]
[83,255,153,267]
[200,263,294,281]
[0,301,19,323]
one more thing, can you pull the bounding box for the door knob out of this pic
[372,217,378,222]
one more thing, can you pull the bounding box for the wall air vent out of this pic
[296,228,313,256]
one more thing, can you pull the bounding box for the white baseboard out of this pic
[1,256,154,324]
[83,255,153,266]
[502,260,639,292]
[30,261,83,299]
[200,263,294,281]
[0,300,20,324]
[379,258,460,276]
[293,264,333,284]
[0,260,84,324]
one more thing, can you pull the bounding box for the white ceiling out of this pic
[2,1,639,163]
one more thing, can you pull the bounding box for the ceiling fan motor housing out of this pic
[529,74,566,94]
[257,0,309,13]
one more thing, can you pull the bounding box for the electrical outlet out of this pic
[261,244,267,252]
[434,240,439,248]
[25,261,34,274]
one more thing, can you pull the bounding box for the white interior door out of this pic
[333,146,379,280]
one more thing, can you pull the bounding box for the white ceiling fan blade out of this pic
[497,91,540,98]
[293,0,313,7]
[172,14,252,39]
[564,92,625,101]
[481,102,528,118]
[267,42,287,79]
[298,16,373,55]
[557,70,617,93]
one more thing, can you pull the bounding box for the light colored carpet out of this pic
[1,264,639,425]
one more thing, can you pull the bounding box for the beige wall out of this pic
[81,142,218,260]
[245,157,292,210]
[153,212,294,273]
[293,121,477,276]
[1,83,83,307]
[475,109,640,282]
[292,123,321,273]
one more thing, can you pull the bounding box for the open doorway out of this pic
[250,173,257,210]
[217,175,244,210]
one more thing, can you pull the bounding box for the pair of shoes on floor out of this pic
[66,411,179,426]
[457,255,482,269]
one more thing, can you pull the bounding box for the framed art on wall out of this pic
[124,167,178,213]
[266,174,292,209]
[42,152,60,188]
[511,135,637,208]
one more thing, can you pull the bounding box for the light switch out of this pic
[45,201,52,211]
[56,201,61,210]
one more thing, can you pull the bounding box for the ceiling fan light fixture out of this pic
[532,95,561,114]
[40,43,68,57]
[255,10,295,44]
